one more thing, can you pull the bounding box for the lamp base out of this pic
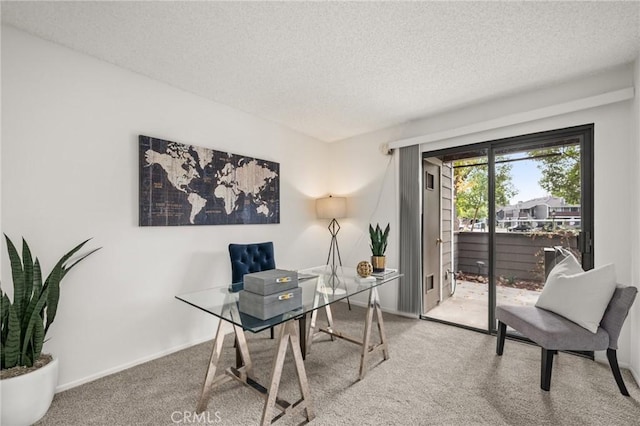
[325,219,351,309]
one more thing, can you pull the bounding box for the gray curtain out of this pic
[398,145,421,315]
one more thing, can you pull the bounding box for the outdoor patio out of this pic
[425,280,541,329]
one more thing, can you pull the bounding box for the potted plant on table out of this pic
[369,223,390,273]
[1,235,99,426]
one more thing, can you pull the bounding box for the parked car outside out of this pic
[508,223,532,232]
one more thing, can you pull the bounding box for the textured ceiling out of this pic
[2,1,639,142]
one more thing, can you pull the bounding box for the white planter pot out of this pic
[1,357,59,426]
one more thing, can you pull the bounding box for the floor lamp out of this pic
[316,195,351,309]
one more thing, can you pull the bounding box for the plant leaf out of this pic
[44,264,62,334]
[21,286,40,337]
[44,239,92,288]
[32,313,44,361]
[21,273,46,343]
[368,223,390,256]
[22,238,34,320]
[3,237,98,369]
[61,247,101,279]
[43,238,96,333]
[23,352,33,368]
[3,296,21,368]
[0,287,8,332]
[33,258,43,297]
[5,234,25,322]
[21,286,48,364]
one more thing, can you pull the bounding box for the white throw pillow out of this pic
[547,251,584,277]
[535,254,617,333]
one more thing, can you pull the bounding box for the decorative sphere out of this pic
[357,261,373,277]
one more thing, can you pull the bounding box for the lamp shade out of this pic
[316,196,347,219]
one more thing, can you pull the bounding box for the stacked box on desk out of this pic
[239,269,302,320]
[243,269,298,294]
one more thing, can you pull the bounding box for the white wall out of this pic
[326,131,402,311]
[334,64,639,368]
[1,26,331,390]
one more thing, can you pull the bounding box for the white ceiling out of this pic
[2,1,639,142]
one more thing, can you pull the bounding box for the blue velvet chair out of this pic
[229,242,276,288]
[229,242,277,338]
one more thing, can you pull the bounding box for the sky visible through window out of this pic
[509,159,547,205]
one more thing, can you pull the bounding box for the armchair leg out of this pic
[270,327,274,339]
[607,348,630,396]
[541,348,554,391]
[496,321,506,356]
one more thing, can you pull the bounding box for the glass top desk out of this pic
[176,266,401,425]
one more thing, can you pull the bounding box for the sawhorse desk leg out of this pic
[306,286,389,380]
[196,316,314,425]
[359,286,389,380]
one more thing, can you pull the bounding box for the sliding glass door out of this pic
[421,125,594,333]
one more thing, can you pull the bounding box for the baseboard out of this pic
[578,354,640,388]
[630,366,640,388]
[55,334,215,392]
[617,361,640,387]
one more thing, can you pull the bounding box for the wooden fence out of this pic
[454,231,578,282]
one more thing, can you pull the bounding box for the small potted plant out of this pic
[1,235,100,426]
[369,223,390,273]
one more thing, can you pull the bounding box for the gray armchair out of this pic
[496,285,637,394]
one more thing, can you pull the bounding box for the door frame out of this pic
[420,124,595,335]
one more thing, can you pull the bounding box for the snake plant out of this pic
[1,235,100,370]
[369,223,390,256]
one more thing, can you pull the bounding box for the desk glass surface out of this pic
[176,266,400,333]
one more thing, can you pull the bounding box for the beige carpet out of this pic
[38,303,640,425]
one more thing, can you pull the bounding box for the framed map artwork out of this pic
[139,135,280,226]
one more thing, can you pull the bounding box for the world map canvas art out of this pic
[139,135,280,226]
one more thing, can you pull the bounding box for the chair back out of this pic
[600,285,637,350]
[228,242,276,284]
